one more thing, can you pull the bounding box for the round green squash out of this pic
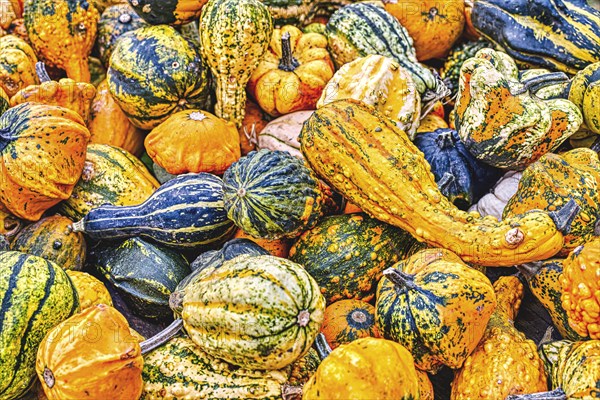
[97,4,149,67]
[107,25,212,130]
[289,213,419,304]
[10,215,86,270]
[0,251,79,400]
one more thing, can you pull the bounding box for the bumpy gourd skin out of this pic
[24,0,99,82]
[300,99,567,266]
[569,61,600,134]
[561,237,600,339]
[0,35,38,97]
[65,270,113,310]
[451,276,547,399]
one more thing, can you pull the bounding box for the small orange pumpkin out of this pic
[321,299,380,349]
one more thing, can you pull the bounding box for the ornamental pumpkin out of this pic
[145,110,241,175]
[503,149,600,255]
[0,34,38,97]
[451,276,548,399]
[200,0,273,127]
[257,110,314,159]
[468,170,522,220]
[302,337,420,400]
[375,248,496,372]
[321,299,380,349]
[64,270,113,310]
[248,25,334,117]
[569,61,600,134]
[24,0,99,82]
[561,237,600,339]
[0,103,90,221]
[128,0,208,25]
[317,54,421,139]
[107,25,211,130]
[455,48,582,170]
[10,62,97,122]
[36,304,143,400]
[87,80,146,156]
[385,0,465,60]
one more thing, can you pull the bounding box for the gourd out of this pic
[440,39,491,99]
[288,213,418,303]
[0,209,21,239]
[239,100,269,155]
[10,63,97,122]
[317,54,421,139]
[417,113,449,133]
[0,251,79,400]
[248,25,334,117]
[128,0,208,25]
[24,0,99,82]
[64,270,113,310]
[321,299,379,349]
[414,128,502,209]
[385,0,465,60]
[417,370,435,400]
[468,171,522,220]
[450,276,548,399]
[59,144,159,220]
[0,87,8,116]
[471,0,600,74]
[233,229,291,258]
[299,99,576,266]
[287,348,320,387]
[89,237,190,319]
[256,110,314,159]
[0,35,37,97]
[561,237,600,339]
[145,109,241,175]
[569,61,600,134]
[222,149,330,239]
[0,0,22,31]
[36,304,143,400]
[503,149,600,255]
[87,80,146,156]
[302,337,420,399]
[454,48,582,170]
[10,215,86,270]
[0,103,90,221]
[375,248,496,372]
[72,173,236,249]
[107,25,211,130]
[199,0,274,127]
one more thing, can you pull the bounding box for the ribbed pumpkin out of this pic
[0,34,37,97]
[0,103,90,221]
[385,0,465,60]
[10,215,86,270]
[200,0,273,127]
[289,213,418,304]
[129,0,208,25]
[24,0,99,82]
[59,144,159,220]
[0,251,79,400]
[87,80,146,156]
[64,270,113,310]
[376,248,496,372]
[321,299,380,349]
[145,109,241,175]
[222,149,330,239]
[257,110,313,159]
[317,54,421,139]
[450,276,548,399]
[569,61,600,134]
[107,25,211,130]
[248,25,334,117]
[561,237,600,339]
[302,337,420,400]
[36,304,143,400]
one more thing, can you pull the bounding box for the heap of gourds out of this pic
[1,0,600,399]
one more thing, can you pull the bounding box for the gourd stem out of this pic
[313,332,332,360]
[538,326,555,348]
[437,172,455,193]
[278,32,300,72]
[382,267,417,291]
[71,219,85,233]
[140,318,183,355]
[513,72,569,95]
[590,135,600,153]
[505,388,566,400]
[281,384,303,400]
[35,62,52,83]
[548,199,580,234]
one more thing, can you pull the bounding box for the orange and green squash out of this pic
[36,304,143,400]
[288,348,320,387]
[440,38,492,100]
[569,61,600,134]
[321,299,379,349]
[0,34,38,97]
[129,0,208,25]
[64,270,113,310]
[24,0,99,82]
[257,110,313,160]
[248,25,334,117]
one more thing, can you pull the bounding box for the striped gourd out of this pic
[107,25,211,130]
[0,251,79,400]
[325,3,448,105]
[72,173,236,249]
[141,336,288,399]
[471,0,600,74]
[129,0,208,25]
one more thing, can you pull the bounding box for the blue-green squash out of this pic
[88,237,190,319]
[222,149,331,240]
[0,251,79,400]
[72,173,236,249]
[129,0,208,26]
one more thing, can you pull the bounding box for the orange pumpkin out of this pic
[321,299,380,349]
[238,99,269,155]
[233,228,291,258]
[145,109,241,175]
